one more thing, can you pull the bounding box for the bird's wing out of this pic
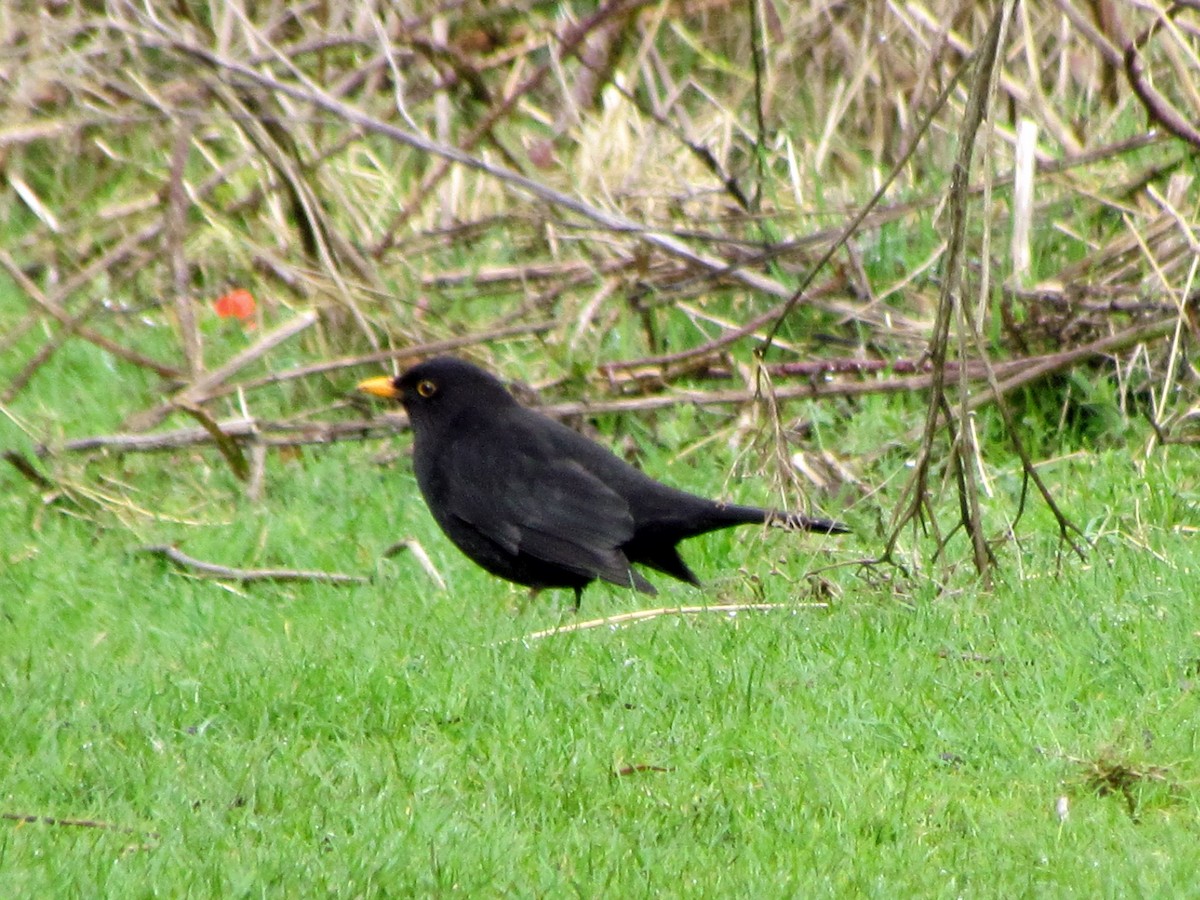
[439,433,652,591]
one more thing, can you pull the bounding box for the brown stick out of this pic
[1122,5,1200,151]
[2,811,159,839]
[43,417,393,454]
[137,544,369,585]
[884,3,1010,580]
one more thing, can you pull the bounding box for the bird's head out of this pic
[358,356,516,434]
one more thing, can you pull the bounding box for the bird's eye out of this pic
[416,379,438,398]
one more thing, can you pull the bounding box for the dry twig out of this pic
[511,602,830,642]
[137,544,368,585]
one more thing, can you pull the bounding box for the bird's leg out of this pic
[571,586,582,612]
[517,586,541,614]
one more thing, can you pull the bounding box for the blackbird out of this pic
[358,357,847,607]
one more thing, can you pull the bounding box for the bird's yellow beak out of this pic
[357,376,400,399]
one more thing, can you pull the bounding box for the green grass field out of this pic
[4,380,1198,894]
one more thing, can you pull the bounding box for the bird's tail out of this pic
[767,511,850,534]
[712,503,849,535]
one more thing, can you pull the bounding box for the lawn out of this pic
[3,400,1198,894]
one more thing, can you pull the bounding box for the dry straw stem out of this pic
[512,602,830,643]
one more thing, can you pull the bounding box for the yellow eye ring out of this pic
[416,379,438,398]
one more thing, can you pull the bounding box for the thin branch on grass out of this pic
[511,602,830,642]
[42,416,393,455]
[2,811,159,840]
[137,544,369,585]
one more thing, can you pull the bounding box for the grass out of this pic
[3,421,1199,895]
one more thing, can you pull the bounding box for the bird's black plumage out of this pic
[359,357,847,606]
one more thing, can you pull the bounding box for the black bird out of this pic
[358,357,847,607]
